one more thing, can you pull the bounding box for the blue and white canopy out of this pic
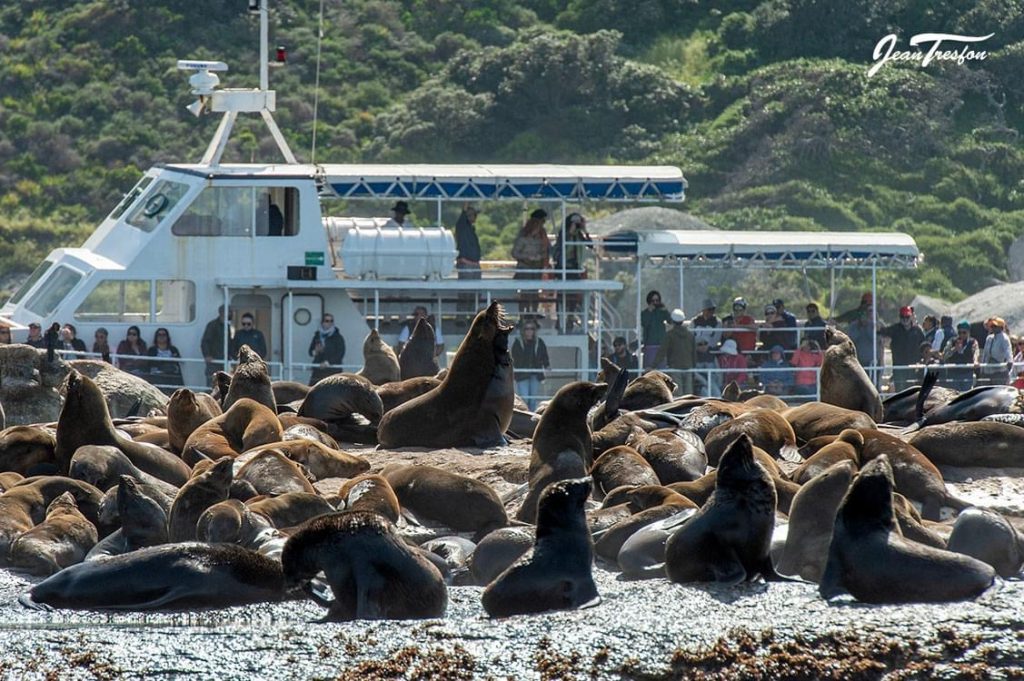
[321,164,686,202]
[602,230,920,268]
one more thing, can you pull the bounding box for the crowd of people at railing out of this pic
[595,290,1024,398]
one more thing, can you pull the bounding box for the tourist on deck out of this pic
[201,306,233,386]
[758,305,794,355]
[25,322,45,349]
[835,291,874,324]
[770,298,799,351]
[691,298,721,348]
[652,308,696,395]
[512,209,551,315]
[59,323,87,360]
[730,297,757,354]
[937,315,956,353]
[147,327,183,393]
[880,306,924,391]
[116,325,148,377]
[803,303,827,349]
[694,338,720,397]
[396,305,444,357]
[717,338,748,387]
[979,317,1012,386]
[511,320,550,411]
[604,336,638,380]
[942,320,977,390]
[232,312,267,359]
[384,201,413,229]
[760,344,793,396]
[92,327,111,363]
[640,290,670,369]
[455,204,482,281]
[552,213,591,330]
[309,312,346,385]
[921,315,939,350]
[790,337,823,396]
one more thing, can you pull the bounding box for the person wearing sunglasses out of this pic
[879,305,924,391]
[941,320,977,391]
[309,313,345,385]
[231,312,267,359]
[116,325,148,377]
[147,327,183,393]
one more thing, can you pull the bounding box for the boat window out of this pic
[25,266,83,317]
[108,175,153,221]
[74,279,196,324]
[155,280,196,323]
[8,260,53,305]
[126,179,188,232]
[75,280,151,323]
[172,186,299,236]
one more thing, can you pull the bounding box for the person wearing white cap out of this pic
[717,338,748,387]
[652,308,696,395]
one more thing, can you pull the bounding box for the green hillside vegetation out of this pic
[2,0,1023,308]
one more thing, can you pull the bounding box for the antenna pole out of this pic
[259,0,269,91]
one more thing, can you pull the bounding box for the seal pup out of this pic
[282,510,447,621]
[336,474,401,523]
[9,492,98,576]
[469,526,535,586]
[0,476,104,561]
[819,327,883,421]
[664,435,781,585]
[247,492,335,530]
[22,543,285,612]
[166,388,221,454]
[819,455,995,603]
[378,302,515,449]
[86,476,168,560]
[947,508,1024,578]
[517,381,607,523]
[357,328,401,386]
[382,464,507,536]
[590,446,661,500]
[377,376,442,414]
[166,457,234,542]
[482,477,599,617]
[55,370,191,486]
[299,373,384,426]
[399,317,440,380]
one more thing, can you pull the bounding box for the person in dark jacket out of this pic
[308,312,345,385]
[803,303,827,349]
[640,290,671,369]
[604,336,638,379]
[201,305,233,386]
[59,323,87,359]
[146,327,183,393]
[231,312,267,359]
[652,308,696,395]
[942,320,977,390]
[25,322,46,349]
[880,305,925,391]
[454,204,481,280]
[511,320,550,411]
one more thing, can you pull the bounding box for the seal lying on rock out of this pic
[819,455,995,604]
[8,492,98,576]
[378,302,515,449]
[282,511,447,621]
[22,543,286,611]
[482,477,599,617]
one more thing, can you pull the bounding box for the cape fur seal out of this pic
[382,464,507,535]
[946,507,1024,578]
[909,421,1024,467]
[357,329,401,385]
[282,510,447,621]
[819,455,994,603]
[517,381,607,523]
[482,477,599,617]
[399,317,440,380]
[781,402,876,443]
[590,446,661,500]
[377,376,442,414]
[55,371,191,486]
[378,303,515,449]
[665,435,781,585]
[819,327,883,421]
[166,389,221,454]
[182,398,283,466]
[0,476,104,561]
[703,409,798,466]
[626,428,706,484]
[0,425,57,476]
[23,543,286,611]
[167,458,234,542]
[223,344,277,414]
[9,492,98,576]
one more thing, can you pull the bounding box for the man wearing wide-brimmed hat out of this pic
[384,200,414,229]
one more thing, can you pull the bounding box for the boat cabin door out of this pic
[280,293,324,383]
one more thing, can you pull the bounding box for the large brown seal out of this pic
[619,371,676,411]
[336,474,401,523]
[23,543,285,612]
[378,302,515,449]
[399,317,440,380]
[819,455,994,603]
[0,425,57,476]
[590,446,660,500]
[909,421,1024,467]
[9,492,98,576]
[703,409,798,466]
[789,429,864,484]
[247,492,335,530]
[517,381,607,523]
[482,477,599,617]
[182,398,282,466]
[947,508,1024,578]
[665,435,781,584]
[240,440,369,480]
[781,402,876,443]
[166,389,222,454]
[0,476,104,561]
[298,373,384,443]
[167,458,234,542]
[819,327,883,421]
[382,464,507,535]
[626,428,706,484]
[357,329,401,385]
[223,344,276,414]
[282,510,447,621]
[55,371,191,486]
[235,450,316,497]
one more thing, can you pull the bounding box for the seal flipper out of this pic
[817,541,847,599]
[705,542,746,586]
[18,592,53,612]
